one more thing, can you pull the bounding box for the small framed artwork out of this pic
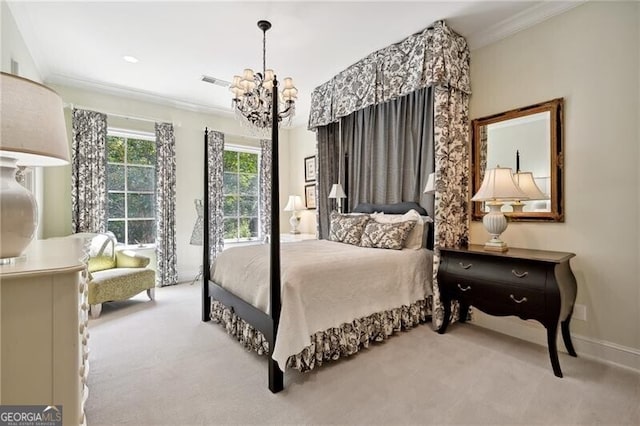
[304,184,316,209]
[304,155,316,182]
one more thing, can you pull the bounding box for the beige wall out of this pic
[470,1,640,359]
[287,126,318,234]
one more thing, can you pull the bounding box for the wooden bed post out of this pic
[269,77,284,393]
[202,128,211,322]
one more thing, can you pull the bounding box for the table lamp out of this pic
[423,172,436,194]
[511,171,549,212]
[328,183,346,213]
[471,166,527,252]
[283,195,305,234]
[0,72,70,260]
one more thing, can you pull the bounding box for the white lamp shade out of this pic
[328,183,346,199]
[423,172,436,194]
[1,72,70,166]
[471,166,527,202]
[284,195,305,211]
[514,172,549,200]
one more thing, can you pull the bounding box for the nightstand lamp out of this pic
[471,166,527,252]
[0,72,70,261]
[511,171,549,212]
[328,183,346,213]
[284,195,305,234]
[423,172,436,194]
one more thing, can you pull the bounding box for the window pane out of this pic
[239,196,258,216]
[108,192,125,218]
[107,136,125,163]
[239,152,258,174]
[239,173,258,195]
[223,195,237,217]
[128,193,155,218]
[108,220,125,243]
[128,166,155,191]
[107,164,125,190]
[223,151,238,172]
[223,218,238,239]
[239,217,258,239]
[223,173,238,194]
[127,139,156,165]
[129,220,155,244]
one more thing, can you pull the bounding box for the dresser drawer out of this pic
[442,252,548,291]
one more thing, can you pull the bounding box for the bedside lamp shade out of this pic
[0,72,70,260]
[423,173,435,194]
[471,166,526,252]
[328,183,346,213]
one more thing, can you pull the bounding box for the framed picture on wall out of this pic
[304,184,316,209]
[304,155,316,182]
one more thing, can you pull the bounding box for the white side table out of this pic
[280,233,316,243]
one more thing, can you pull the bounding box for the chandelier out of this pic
[230,20,297,137]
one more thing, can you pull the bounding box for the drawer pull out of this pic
[457,284,471,292]
[512,270,528,278]
[458,262,472,270]
[510,294,528,304]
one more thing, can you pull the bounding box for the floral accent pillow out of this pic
[360,220,417,250]
[329,212,370,245]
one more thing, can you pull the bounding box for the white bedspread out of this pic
[211,239,433,369]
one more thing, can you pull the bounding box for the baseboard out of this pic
[471,312,640,373]
[177,267,201,285]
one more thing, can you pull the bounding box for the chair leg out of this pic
[90,303,102,319]
[147,287,155,301]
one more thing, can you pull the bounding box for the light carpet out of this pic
[86,283,640,425]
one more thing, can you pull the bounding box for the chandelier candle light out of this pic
[284,195,305,234]
[471,166,527,252]
[230,20,298,137]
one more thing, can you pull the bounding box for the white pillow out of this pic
[371,209,426,250]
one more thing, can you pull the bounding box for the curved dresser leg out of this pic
[546,322,563,378]
[561,313,577,357]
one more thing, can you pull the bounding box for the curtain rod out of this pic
[63,103,177,126]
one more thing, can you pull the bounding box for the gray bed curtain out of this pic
[259,139,272,242]
[155,122,178,286]
[71,108,107,233]
[207,130,225,262]
[342,86,435,215]
[315,122,341,239]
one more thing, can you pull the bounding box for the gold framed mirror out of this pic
[471,98,564,222]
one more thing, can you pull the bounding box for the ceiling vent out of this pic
[201,75,230,87]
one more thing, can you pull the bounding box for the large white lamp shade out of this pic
[471,166,526,252]
[0,72,70,260]
[511,171,549,212]
[328,183,346,213]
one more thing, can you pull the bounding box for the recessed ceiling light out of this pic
[122,56,139,63]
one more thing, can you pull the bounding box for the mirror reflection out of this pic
[472,98,564,222]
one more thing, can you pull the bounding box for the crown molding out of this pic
[467,1,586,50]
[46,73,235,118]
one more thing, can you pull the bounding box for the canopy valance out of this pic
[307,20,471,130]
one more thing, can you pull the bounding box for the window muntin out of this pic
[106,132,156,245]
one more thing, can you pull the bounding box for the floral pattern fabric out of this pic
[360,220,416,250]
[71,109,108,233]
[259,139,272,243]
[210,297,432,372]
[307,21,470,130]
[155,122,178,286]
[207,130,225,261]
[328,212,370,245]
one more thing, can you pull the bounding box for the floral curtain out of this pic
[207,130,225,262]
[71,108,107,233]
[155,122,178,287]
[259,139,272,243]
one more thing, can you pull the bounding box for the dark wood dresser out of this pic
[437,245,578,377]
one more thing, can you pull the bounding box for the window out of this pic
[223,147,260,242]
[106,130,156,245]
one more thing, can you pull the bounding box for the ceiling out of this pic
[7,1,578,128]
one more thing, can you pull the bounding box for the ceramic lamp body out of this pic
[482,202,508,252]
[0,157,37,259]
[288,213,300,234]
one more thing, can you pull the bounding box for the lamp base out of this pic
[511,202,525,212]
[482,201,509,253]
[289,214,300,234]
[0,156,37,259]
[484,239,509,252]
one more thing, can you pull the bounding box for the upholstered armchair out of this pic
[87,233,156,318]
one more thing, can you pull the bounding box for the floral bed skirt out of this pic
[210,296,432,372]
